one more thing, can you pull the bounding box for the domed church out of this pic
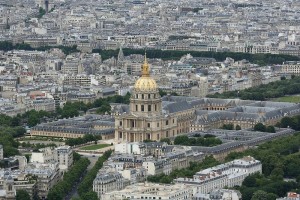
[115,54,194,143]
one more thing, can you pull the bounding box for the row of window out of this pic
[135,94,157,99]
[135,104,157,112]
[121,119,175,128]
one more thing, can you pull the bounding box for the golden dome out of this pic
[134,76,158,91]
[134,53,158,91]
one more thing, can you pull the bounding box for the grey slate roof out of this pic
[163,101,193,113]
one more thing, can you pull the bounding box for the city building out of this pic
[30,115,115,139]
[193,189,242,200]
[93,172,126,199]
[30,146,73,171]
[281,62,300,75]
[277,192,300,200]
[175,156,262,194]
[54,146,73,171]
[101,183,196,200]
[25,162,61,199]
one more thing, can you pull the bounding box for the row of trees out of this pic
[0,41,79,55]
[56,93,131,119]
[173,135,222,147]
[208,76,300,100]
[65,134,102,147]
[0,40,298,65]
[221,123,241,130]
[222,122,276,133]
[0,110,54,128]
[47,155,90,200]
[92,48,299,64]
[254,123,276,133]
[147,156,220,184]
[20,142,57,151]
[77,150,112,200]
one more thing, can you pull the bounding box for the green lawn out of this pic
[273,96,300,103]
[80,144,111,150]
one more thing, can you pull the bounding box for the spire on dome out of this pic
[141,52,149,77]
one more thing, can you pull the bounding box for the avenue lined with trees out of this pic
[77,150,112,200]
[47,154,90,200]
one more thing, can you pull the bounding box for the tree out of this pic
[37,7,46,18]
[242,174,257,187]
[251,190,269,200]
[160,176,172,184]
[16,190,31,200]
[266,193,278,200]
[254,123,266,132]
[266,126,276,133]
[160,138,171,145]
[27,115,40,127]
[222,123,234,130]
[281,76,286,80]
[236,125,241,130]
[81,191,98,200]
[159,89,167,97]
[174,135,189,145]
[280,117,293,128]
[291,74,296,79]
[241,187,257,200]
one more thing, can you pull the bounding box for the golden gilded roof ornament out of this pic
[141,52,150,77]
[134,52,158,91]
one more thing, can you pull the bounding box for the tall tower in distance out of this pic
[45,0,49,13]
[117,46,125,68]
